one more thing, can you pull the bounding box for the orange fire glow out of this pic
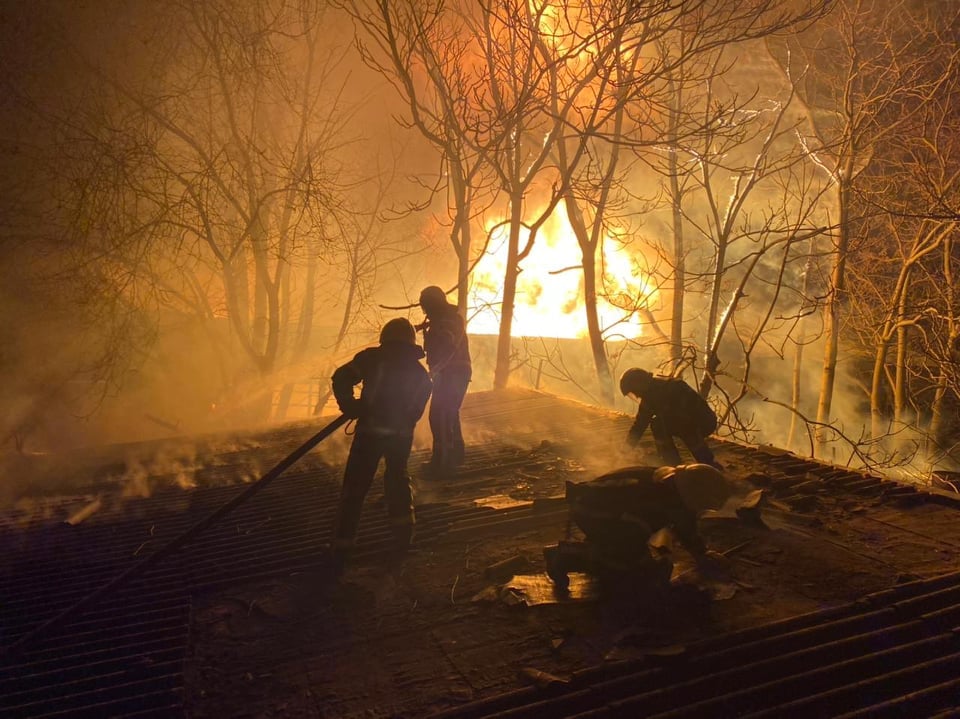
[468,211,657,339]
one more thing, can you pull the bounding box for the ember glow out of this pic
[468,211,657,339]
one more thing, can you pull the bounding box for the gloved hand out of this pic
[339,398,364,419]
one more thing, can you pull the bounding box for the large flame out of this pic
[468,211,657,339]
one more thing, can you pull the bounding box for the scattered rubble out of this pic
[4,389,960,718]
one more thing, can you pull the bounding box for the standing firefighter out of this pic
[544,464,732,592]
[330,318,432,574]
[619,368,721,470]
[418,286,472,476]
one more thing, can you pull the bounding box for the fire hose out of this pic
[3,413,349,657]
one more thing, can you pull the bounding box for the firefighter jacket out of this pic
[630,376,717,441]
[332,342,432,437]
[423,304,471,376]
[566,467,707,556]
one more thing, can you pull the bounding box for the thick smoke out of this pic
[1,0,956,508]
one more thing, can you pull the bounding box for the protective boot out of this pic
[422,445,454,479]
[690,443,723,471]
[387,510,416,571]
[545,541,616,590]
[543,544,571,592]
[330,538,353,579]
[450,440,465,468]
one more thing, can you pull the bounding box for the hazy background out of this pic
[0,0,956,490]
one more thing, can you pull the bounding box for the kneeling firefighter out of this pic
[543,464,732,591]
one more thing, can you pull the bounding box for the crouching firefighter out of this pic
[619,368,722,470]
[543,464,732,592]
[329,318,433,574]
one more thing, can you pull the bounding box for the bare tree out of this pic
[621,37,832,451]
[528,0,833,409]
[846,31,960,461]
[465,0,589,389]
[27,1,375,426]
[543,3,648,405]
[338,0,497,314]
[924,234,960,460]
[507,0,831,397]
[772,0,958,453]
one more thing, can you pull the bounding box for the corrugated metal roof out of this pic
[429,570,960,718]
[1,388,958,717]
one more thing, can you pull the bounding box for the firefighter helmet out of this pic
[619,368,653,397]
[672,464,731,514]
[379,317,417,345]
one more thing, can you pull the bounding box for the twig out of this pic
[720,539,755,557]
[673,539,755,582]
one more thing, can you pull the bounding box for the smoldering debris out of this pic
[64,497,103,525]
[0,423,332,520]
[735,489,769,528]
[483,554,533,581]
[472,573,600,606]
[518,667,570,688]
[474,495,532,510]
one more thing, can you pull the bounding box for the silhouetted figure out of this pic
[329,318,432,574]
[543,464,732,592]
[619,368,721,469]
[418,286,472,476]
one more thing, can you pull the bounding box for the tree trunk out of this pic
[667,84,686,367]
[700,234,728,397]
[701,155,728,398]
[869,332,891,441]
[252,244,270,364]
[929,236,957,454]
[893,281,910,426]
[816,179,851,455]
[493,194,523,390]
[926,322,957,455]
[927,373,948,456]
[275,239,318,421]
[451,162,473,315]
[564,191,614,405]
[787,253,816,450]
[869,242,928,439]
[582,248,614,405]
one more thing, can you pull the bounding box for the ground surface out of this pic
[172,390,960,718]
